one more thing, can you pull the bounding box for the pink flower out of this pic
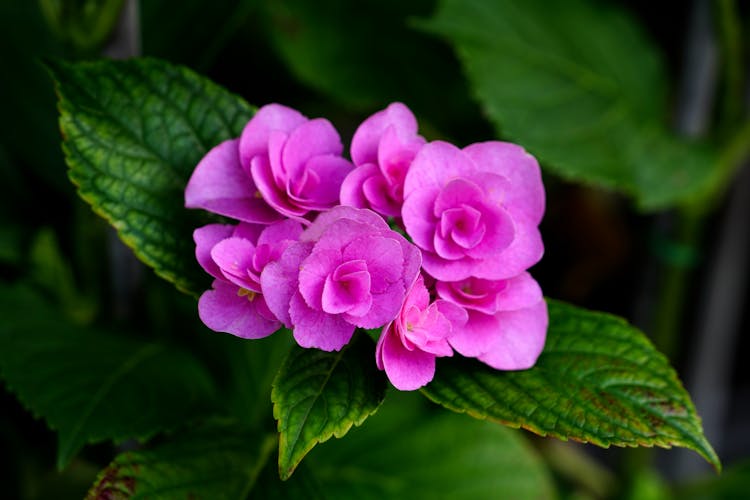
[261,206,421,351]
[195,219,303,339]
[185,138,282,224]
[376,275,467,390]
[239,104,354,220]
[340,103,425,217]
[402,141,544,281]
[436,273,547,370]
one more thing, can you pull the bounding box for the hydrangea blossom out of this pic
[186,101,548,391]
[239,104,354,220]
[376,275,467,390]
[402,140,544,281]
[261,206,421,351]
[435,273,547,370]
[194,219,303,339]
[340,102,425,217]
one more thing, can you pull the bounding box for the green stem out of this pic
[715,0,743,129]
[650,207,705,357]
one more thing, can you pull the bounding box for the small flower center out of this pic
[237,288,256,302]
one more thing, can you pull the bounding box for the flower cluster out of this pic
[186,102,547,390]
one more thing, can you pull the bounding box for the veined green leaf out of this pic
[86,422,277,499]
[49,57,255,295]
[424,0,716,210]
[271,333,387,480]
[422,300,720,471]
[0,285,216,469]
[307,392,556,499]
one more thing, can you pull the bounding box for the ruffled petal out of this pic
[193,224,234,279]
[463,141,545,225]
[478,299,548,370]
[351,102,419,166]
[289,292,355,351]
[376,325,436,391]
[198,279,280,339]
[185,139,281,223]
[239,104,307,167]
[260,241,313,327]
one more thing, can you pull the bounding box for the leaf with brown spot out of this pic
[422,299,720,471]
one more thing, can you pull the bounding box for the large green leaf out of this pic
[271,333,387,480]
[49,57,255,295]
[262,0,480,137]
[424,0,716,210]
[0,285,216,469]
[307,392,556,499]
[422,300,720,471]
[86,422,277,499]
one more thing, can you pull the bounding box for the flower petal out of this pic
[289,292,355,351]
[185,139,281,223]
[351,102,419,166]
[463,141,545,224]
[194,224,234,279]
[260,241,313,327]
[198,279,279,339]
[239,104,307,167]
[376,325,436,391]
[211,237,259,291]
[478,299,548,370]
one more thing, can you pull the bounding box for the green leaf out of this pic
[39,0,125,52]
[271,333,387,480]
[49,57,255,295]
[421,300,721,471]
[0,285,216,469]
[262,0,479,136]
[86,422,277,499]
[307,392,556,499]
[424,0,716,210]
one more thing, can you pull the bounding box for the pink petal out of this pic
[376,325,436,391]
[463,141,545,225]
[298,248,341,310]
[251,155,308,219]
[232,222,264,243]
[461,203,515,259]
[478,299,548,370]
[448,310,500,357]
[421,218,543,281]
[257,219,304,247]
[293,154,353,210]
[305,218,373,254]
[496,273,544,311]
[260,241,313,327]
[239,104,307,168]
[404,141,474,196]
[210,237,259,291]
[351,102,419,166]
[347,280,405,329]
[282,118,344,178]
[194,224,234,279]
[344,236,403,292]
[198,279,280,339]
[340,163,380,209]
[302,205,389,243]
[401,188,439,252]
[321,260,372,315]
[289,292,355,351]
[185,139,281,224]
[377,125,425,185]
